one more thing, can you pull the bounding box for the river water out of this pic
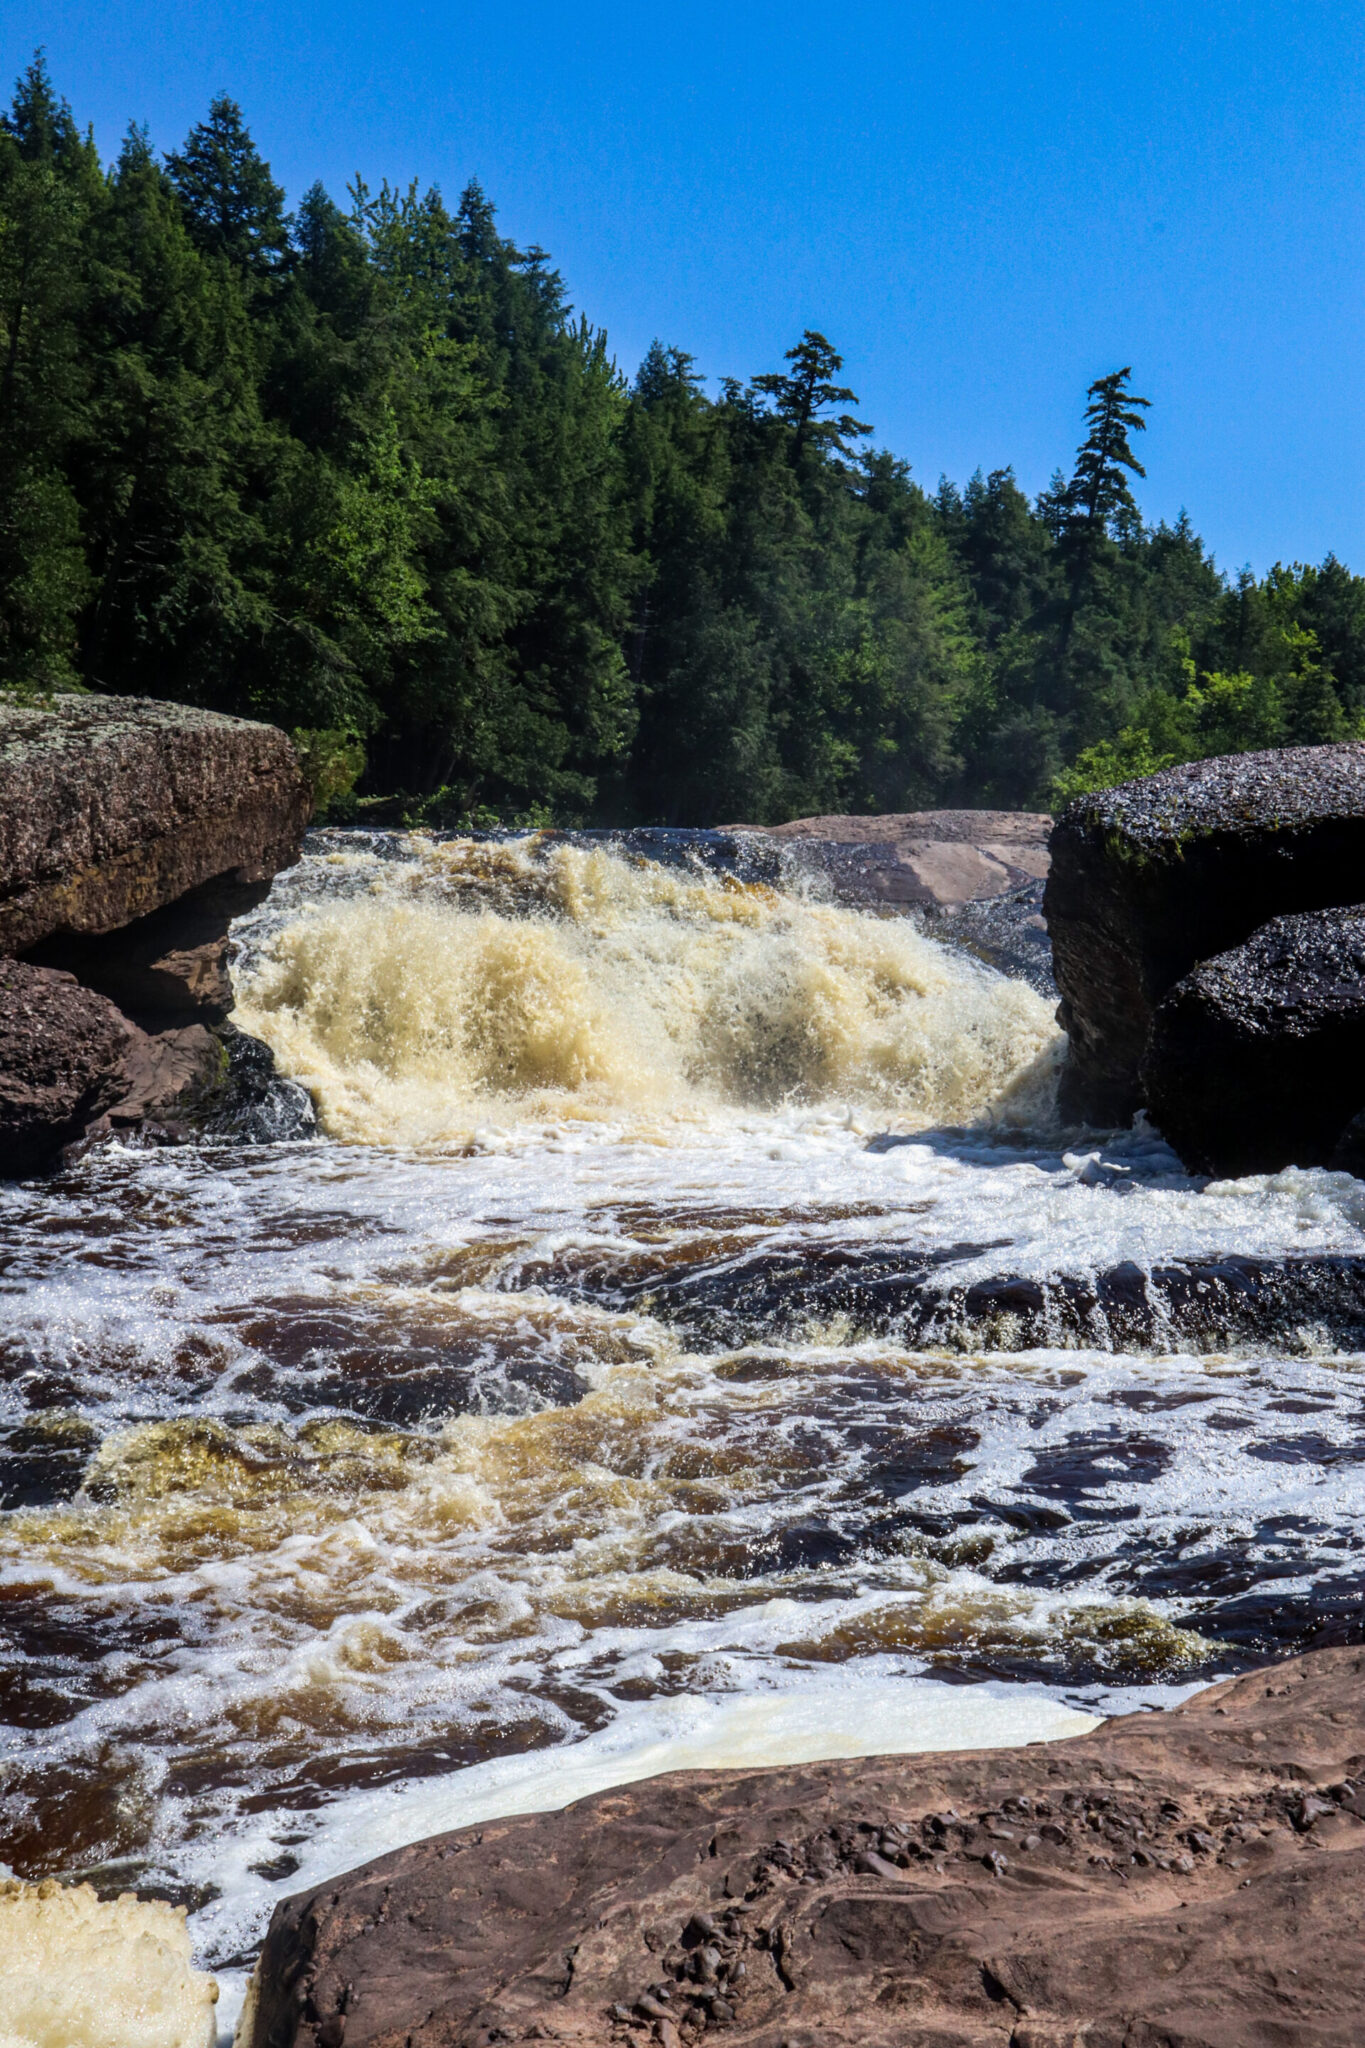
[3,831,1364,2031]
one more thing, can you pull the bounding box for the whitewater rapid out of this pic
[2,831,1364,2042]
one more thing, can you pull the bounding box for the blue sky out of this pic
[9,1,1362,574]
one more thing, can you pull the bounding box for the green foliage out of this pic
[1053,631,1365,805]
[290,727,367,818]
[3,56,1364,823]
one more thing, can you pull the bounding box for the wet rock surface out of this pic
[521,1231,1365,1357]
[1143,906,1365,1176]
[242,1644,1365,2048]
[1045,743,1365,1125]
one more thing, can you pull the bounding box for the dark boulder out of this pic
[240,1645,1365,2047]
[1045,743,1365,1123]
[1143,906,1365,1176]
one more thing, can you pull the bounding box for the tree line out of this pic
[3,56,1362,822]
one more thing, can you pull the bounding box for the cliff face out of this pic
[0,696,312,1174]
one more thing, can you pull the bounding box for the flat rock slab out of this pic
[1045,743,1365,1124]
[727,811,1052,910]
[243,1646,1365,2048]
[0,695,307,954]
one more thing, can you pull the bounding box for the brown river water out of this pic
[2,831,1363,2035]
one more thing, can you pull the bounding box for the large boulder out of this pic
[0,694,307,956]
[240,1644,1365,2048]
[1046,743,1365,1123]
[1142,906,1365,1176]
[0,695,313,1172]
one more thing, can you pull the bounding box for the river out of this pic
[3,830,1364,2036]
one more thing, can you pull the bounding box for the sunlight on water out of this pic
[3,832,1365,2039]
[232,836,1061,1141]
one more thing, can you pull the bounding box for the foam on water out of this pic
[231,836,1061,1141]
[0,1881,217,2048]
[3,832,1365,2035]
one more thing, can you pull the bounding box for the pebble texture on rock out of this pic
[1143,906,1365,1176]
[0,695,307,955]
[1045,743,1365,1124]
[242,1645,1365,2048]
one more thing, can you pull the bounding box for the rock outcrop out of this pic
[735,808,1052,911]
[0,695,312,1174]
[0,695,307,956]
[241,1644,1365,2048]
[1143,906,1365,1177]
[0,963,135,1176]
[1045,743,1365,1125]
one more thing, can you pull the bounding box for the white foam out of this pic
[0,1882,217,2048]
[212,1663,1098,2041]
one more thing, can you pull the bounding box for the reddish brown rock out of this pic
[0,961,133,1174]
[0,696,314,1168]
[0,694,308,956]
[242,1646,1365,2048]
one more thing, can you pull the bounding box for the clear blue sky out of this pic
[9,1,1362,575]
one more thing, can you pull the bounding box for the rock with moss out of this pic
[1045,742,1365,1124]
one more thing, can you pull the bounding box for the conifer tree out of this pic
[1068,367,1151,532]
[166,95,287,274]
[752,331,871,460]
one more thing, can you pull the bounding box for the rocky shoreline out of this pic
[239,1644,1365,2047]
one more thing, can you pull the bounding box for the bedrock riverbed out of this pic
[1,829,1363,2038]
[242,1643,1365,2048]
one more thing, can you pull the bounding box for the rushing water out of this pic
[3,831,1365,2033]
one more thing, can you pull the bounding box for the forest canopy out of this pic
[3,56,1362,822]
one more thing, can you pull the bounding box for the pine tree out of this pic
[166,95,287,275]
[752,330,871,461]
[1068,367,1151,533]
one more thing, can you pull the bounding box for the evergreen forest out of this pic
[4,57,1363,823]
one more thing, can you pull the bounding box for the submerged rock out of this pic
[1046,743,1365,1125]
[1144,906,1365,1176]
[241,1644,1365,2047]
